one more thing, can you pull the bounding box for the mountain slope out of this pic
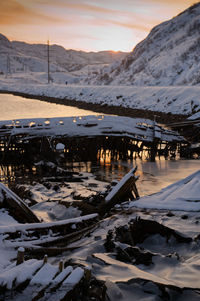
[0,33,127,76]
[85,2,200,86]
[12,41,127,72]
[0,34,64,74]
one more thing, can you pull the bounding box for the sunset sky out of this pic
[0,0,197,52]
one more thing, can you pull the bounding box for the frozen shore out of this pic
[1,79,200,122]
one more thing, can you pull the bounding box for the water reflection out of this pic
[1,157,200,197]
[0,93,96,120]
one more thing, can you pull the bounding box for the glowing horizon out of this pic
[0,0,197,52]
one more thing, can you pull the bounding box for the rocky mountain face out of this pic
[0,34,127,74]
[85,3,200,86]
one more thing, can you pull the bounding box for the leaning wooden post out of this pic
[17,247,24,265]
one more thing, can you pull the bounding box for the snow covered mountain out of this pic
[85,2,200,86]
[0,33,127,75]
[12,41,127,72]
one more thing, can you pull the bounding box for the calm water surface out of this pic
[65,158,200,196]
[0,93,200,196]
[0,93,95,120]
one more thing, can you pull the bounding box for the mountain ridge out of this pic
[84,2,200,86]
[0,33,127,75]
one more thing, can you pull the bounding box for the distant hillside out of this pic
[85,2,200,86]
[0,33,127,75]
[12,41,127,72]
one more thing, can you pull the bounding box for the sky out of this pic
[0,0,197,52]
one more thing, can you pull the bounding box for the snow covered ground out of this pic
[1,169,200,299]
[128,170,200,211]
[1,79,200,117]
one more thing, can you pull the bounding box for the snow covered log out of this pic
[1,214,99,252]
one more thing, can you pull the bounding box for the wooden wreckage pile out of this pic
[0,167,139,299]
[167,118,200,158]
[0,255,95,301]
[0,115,187,162]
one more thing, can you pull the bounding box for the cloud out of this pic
[0,0,67,25]
[0,0,197,51]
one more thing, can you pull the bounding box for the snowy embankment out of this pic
[129,170,200,211]
[1,79,200,116]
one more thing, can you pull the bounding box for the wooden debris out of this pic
[59,260,63,273]
[1,214,99,255]
[0,256,93,301]
[16,247,25,265]
[0,182,40,224]
[43,255,48,264]
[0,115,186,163]
[101,167,139,212]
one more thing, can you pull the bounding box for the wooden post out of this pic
[47,40,50,84]
[43,254,48,264]
[59,260,63,273]
[17,247,24,265]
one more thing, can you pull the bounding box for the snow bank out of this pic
[1,80,200,116]
[129,170,200,211]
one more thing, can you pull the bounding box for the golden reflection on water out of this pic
[0,94,96,120]
[1,157,200,197]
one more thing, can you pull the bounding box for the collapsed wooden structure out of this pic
[0,115,186,162]
[0,183,101,300]
[0,255,92,301]
[0,166,140,300]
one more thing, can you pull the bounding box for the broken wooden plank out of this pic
[45,267,85,301]
[0,213,98,237]
[37,266,74,301]
[0,259,43,291]
[0,182,40,223]
[1,214,99,254]
[101,167,139,212]
[12,223,99,257]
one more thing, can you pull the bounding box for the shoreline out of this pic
[0,90,187,124]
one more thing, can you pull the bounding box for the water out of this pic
[0,93,200,196]
[65,158,200,196]
[0,93,95,120]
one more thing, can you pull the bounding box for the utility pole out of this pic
[6,54,11,77]
[47,39,50,84]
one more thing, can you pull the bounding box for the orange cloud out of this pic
[0,0,197,52]
[0,0,67,25]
